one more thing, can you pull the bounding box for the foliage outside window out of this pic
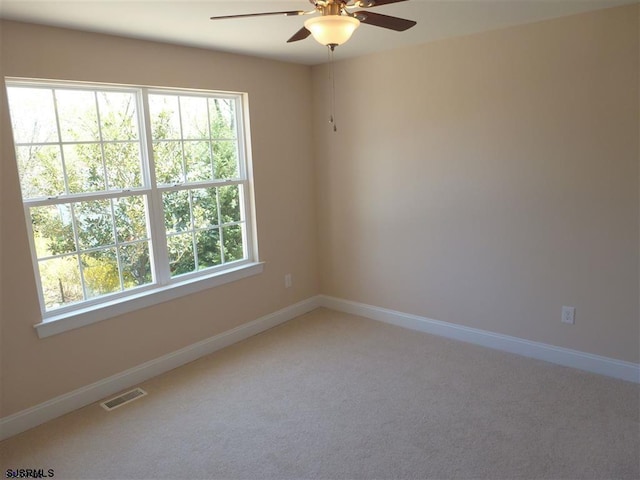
[6,79,255,319]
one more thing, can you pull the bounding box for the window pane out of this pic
[180,96,209,139]
[104,142,143,190]
[114,196,148,243]
[56,89,100,142]
[196,228,221,269]
[97,91,139,141]
[209,98,236,139]
[39,255,83,310]
[222,225,244,262]
[149,94,181,140]
[168,233,195,276]
[184,141,213,183]
[192,188,218,229]
[30,204,76,258]
[8,82,251,316]
[16,145,65,198]
[163,190,191,233]
[219,185,241,223]
[213,140,239,179]
[64,144,106,193]
[82,248,121,298]
[75,200,115,250]
[120,241,152,288]
[7,87,58,144]
[153,141,184,185]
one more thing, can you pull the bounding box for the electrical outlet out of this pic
[561,306,575,325]
[285,274,292,288]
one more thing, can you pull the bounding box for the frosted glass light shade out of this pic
[304,15,360,46]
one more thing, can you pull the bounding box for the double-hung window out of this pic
[6,79,259,335]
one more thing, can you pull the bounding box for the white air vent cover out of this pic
[101,388,147,411]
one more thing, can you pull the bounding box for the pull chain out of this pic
[328,44,337,132]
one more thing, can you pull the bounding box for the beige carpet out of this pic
[1,308,638,479]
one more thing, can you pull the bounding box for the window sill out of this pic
[34,262,264,339]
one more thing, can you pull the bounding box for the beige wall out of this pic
[1,4,639,419]
[312,5,639,363]
[0,21,318,416]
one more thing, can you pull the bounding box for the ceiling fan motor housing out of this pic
[310,1,345,16]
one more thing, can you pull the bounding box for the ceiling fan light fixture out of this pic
[304,15,360,46]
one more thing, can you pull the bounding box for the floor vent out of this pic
[100,388,147,411]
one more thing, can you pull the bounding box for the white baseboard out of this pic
[318,295,640,384]
[0,296,321,441]
[3,294,637,441]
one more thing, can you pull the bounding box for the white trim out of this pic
[3,295,637,441]
[35,262,265,338]
[1,296,321,441]
[318,295,640,384]
[8,79,259,335]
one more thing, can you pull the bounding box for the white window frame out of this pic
[5,78,262,338]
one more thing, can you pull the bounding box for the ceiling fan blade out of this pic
[356,0,409,7]
[210,11,305,20]
[287,27,312,43]
[353,11,416,31]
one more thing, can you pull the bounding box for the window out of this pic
[6,79,259,333]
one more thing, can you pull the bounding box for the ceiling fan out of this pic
[210,0,417,49]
